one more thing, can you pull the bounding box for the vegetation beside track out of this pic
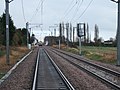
[0,46,29,79]
[81,46,117,64]
[53,45,117,64]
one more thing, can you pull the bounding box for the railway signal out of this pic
[77,23,85,55]
[73,27,76,44]
[77,23,85,37]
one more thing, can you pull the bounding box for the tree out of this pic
[21,28,27,45]
[70,23,72,42]
[0,14,6,45]
[84,23,86,44]
[94,24,99,44]
[86,23,90,43]
[66,23,69,46]
[59,23,62,42]
[12,28,30,46]
[0,13,16,45]
[62,22,64,36]
[98,37,103,46]
[12,29,23,46]
[0,17,4,45]
[109,37,114,42]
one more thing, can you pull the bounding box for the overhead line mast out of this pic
[5,0,13,65]
[111,0,120,65]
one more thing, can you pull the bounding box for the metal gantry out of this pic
[77,23,85,55]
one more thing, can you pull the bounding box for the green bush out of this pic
[81,50,91,55]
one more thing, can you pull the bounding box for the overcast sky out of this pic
[0,0,118,41]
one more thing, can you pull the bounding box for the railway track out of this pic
[46,47,120,90]
[32,48,75,90]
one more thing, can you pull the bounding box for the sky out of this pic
[0,0,118,41]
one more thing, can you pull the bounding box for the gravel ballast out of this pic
[0,46,118,90]
[0,47,39,90]
[45,47,112,90]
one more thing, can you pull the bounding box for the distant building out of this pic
[44,36,65,46]
[44,36,59,46]
[104,40,113,45]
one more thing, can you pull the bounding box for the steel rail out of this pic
[32,48,75,90]
[44,49,75,90]
[54,48,120,76]
[32,49,40,90]
[51,48,120,90]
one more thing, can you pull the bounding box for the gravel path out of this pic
[45,47,112,90]
[0,47,39,90]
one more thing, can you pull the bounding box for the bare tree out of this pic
[70,23,72,42]
[66,23,69,47]
[94,24,99,43]
[59,23,62,42]
[62,22,64,36]
[86,23,90,43]
[59,23,62,37]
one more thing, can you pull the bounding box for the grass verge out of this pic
[0,46,30,79]
[53,45,117,64]
[81,46,117,64]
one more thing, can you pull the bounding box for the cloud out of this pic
[0,0,118,41]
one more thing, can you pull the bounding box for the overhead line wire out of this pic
[30,0,42,22]
[30,0,45,22]
[61,0,76,21]
[70,0,83,22]
[75,0,94,22]
[63,1,78,21]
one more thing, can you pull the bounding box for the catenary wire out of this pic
[70,0,83,22]
[61,0,77,21]
[30,0,45,22]
[63,1,78,21]
[75,0,94,22]
[30,0,42,22]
